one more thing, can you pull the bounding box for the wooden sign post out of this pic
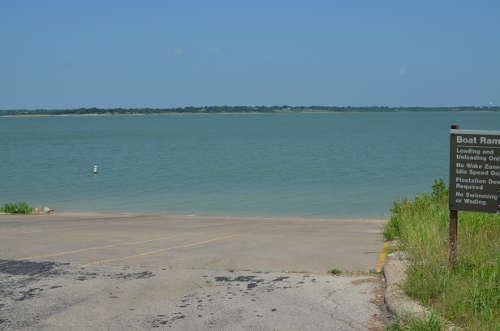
[449,124,460,268]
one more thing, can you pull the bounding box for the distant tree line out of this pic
[1,105,499,116]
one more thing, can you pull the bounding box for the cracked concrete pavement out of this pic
[0,213,389,330]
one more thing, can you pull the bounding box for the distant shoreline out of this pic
[1,107,499,118]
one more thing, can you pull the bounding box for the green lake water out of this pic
[1,112,499,217]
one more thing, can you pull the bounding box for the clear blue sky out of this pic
[1,0,499,109]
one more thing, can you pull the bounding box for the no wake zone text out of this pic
[456,163,500,170]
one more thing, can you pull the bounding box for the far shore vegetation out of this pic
[1,106,499,117]
[0,202,33,214]
[384,180,499,330]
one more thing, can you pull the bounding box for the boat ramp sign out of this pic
[449,129,500,213]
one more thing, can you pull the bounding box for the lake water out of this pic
[1,112,499,218]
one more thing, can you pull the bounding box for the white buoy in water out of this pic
[93,165,98,174]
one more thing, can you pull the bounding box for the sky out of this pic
[1,0,499,109]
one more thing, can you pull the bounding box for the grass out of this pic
[0,202,33,214]
[384,179,499,330]
[387,314,442,331]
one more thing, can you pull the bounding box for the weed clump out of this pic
[328,268,342,275]
[386,314,442,330]
[0,202,33,214]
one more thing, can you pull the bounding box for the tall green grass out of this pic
[0,202,33,214]
[384,180,499,330]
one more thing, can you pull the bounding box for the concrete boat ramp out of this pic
[0,213,389,330]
